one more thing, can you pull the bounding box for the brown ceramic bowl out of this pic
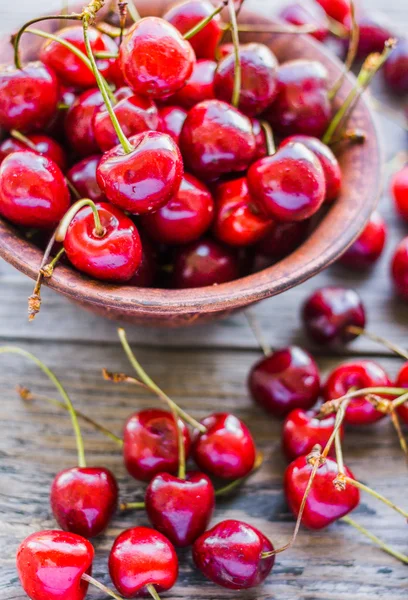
[0,1,381,327]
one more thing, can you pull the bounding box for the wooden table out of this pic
[0,1,407,599]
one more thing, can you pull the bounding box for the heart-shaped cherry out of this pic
[383,39,408,95]
[65,88,103,157]
[396,363,408,424]
[157,105,188,144]
[339,211,387,269]
[282,409,344,461]
[0,133,67,171]
[255,220,309,259]
[279,1,330,42]
[169,59,216,109]
[67,155,105,203]
[392,165,408,223]
[391,237,408,300]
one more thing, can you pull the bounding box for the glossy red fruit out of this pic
[65,89,103,157]
[193,520,275,589]
[169,59,216,109]
[339,211,387,269]
[323,360,391,425]
[255,220,309,259]
[141,173,214,244]
[251,118,268,160]
[120,17,195,98]
[192,413,256,479]
[158,105,188,144]
[392,165,408,222]
[16,530,94,600]
[383,40,408,95]
[128,234,157,287]
[396,363,408,424]
[164,0,223,60]
[249,346,321,418]
[279,1,330,42]
[45,86,77,141]
[0,133,67,171]
[67,155,105,202]
[302,286,366,346]
[284,456,360,529]
[247,142,326,222]
[391,237,408,300]
[64,202,142,282]
[97,131,183,214]
[214,43,278,117]
[0,62,59,132]
[353,14,394,59]
[145,471,215,547]
[172,238,239,288]
[179,99,256,179]
[0,151,70,229]
[315,0,351,24]
[123,408,191,482]
[109,527,178,597]
[50,467,118,538]
[282,409,344,461]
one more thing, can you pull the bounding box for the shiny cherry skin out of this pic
[383,39,408,95]
[213,177,273,246]
[392,165,408,222]
[255,220,309,259]
[193,520,275,590]
[315,0,351,24]
[109,527,178,597]
[214,43,278,117]
[353,14,395,59]
[0,151,70,229]
[164,0,223,60]
[145,471,215,547]
[67,155,105,202]
[302,286,366,346]
[284,456,360,529]
[97,131,183,214]
[172,238,239,288]
[16,530,94,600]
[249,346,321,418]
[141,173,214,245]
[123,408,191,482]
[339,211,387,269]
[179,99,256,179]
[0,62,59,133]
[64,202,142,282]
[251,118,268,160]
[391,237,408,300]
[192,413,256,479]
[279,1,329,42]
[128,234,157,287]
[169,59,216,109]
[0,133,67,171]
[265,60,331,138]
[396,363,408,424]
[248,142,326,222]
[50,467,118,538]
[282,409,344,461]
[45,86,77,141]
[93,89,159,152]
[158,105,188,144]
[323,360,391,425]
[65,89,103,158]
[120,17,195,98]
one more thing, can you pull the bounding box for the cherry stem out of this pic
[183,0,228,40]
[55,198,105,242]
[244,310,271,357]
[346,325,408,360]
[260,120,276,156]
[146,585,162,600]
[341,515,408,564]
[317,387,408,418]
[118,1,128,45]
[389,409,408,462]
[328,1,359,101]
[228,0,241,108]
[227,23,322,34]
[117,328,207,433]
[28,230,59,321]
[94,50,119,58]
[0,347,86,467]
[321,400,349,459]
[215,451,264,497]
[327,16,349,39]
[81,574,125,600]
[66,178,82,200]
[43,247,65,277]
[391,391,408,410]
[329,128,366,148]
[127,0,141,23]
[344,477,408,519]
[120,501,145,510]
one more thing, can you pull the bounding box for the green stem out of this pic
[120,501,145,510]
[228,0,241,108]
[260,121,276,156]
[183,0,228,40]
[391,391,408,410]
[55,198,105,242]
[146,585,161,600]
[328,1,359,101]
[347,326,408,360]
[127,0,141,23]
[10,129,39,151]
[94,51,119,59]
[389,409,408,460]
[344,477,408,520]
[44,247,65,274]
[81,574,125,600]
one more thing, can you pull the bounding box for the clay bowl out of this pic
[0,0,381,327]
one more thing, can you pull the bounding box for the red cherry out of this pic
[247,142,326,222]
[63,202,142,282]
[192,413,256,479]
[119,17,195,98]
[50,467,118,538]
[279,2,330,42]
[193,520,275,589]
[123,408,191,482]
[352,14,395,59]
[16,530,94,600]
[392,165,408,222]
[128,234,158,287]
[282,409,344,461]
[284,456,360,529]
[249,346,321,418]
[302,286,366,346]
[0,133,67,171]
[323,360,391,425]
[251,118,268,160]
[383,40,408,95]
[179,99,256,179]
[65,88,103,157]
[315,0,351,24]
[391,237,408,300]
[214,43,278,117]
[0,62,59,133]
[157,105,188,144]
[145,471,215,547]
[172,238,239,288]
[255,220,309,259]
[0,151,70,229]
[67,155,105,202]
[396,363,408,424]
[169,59,216,109]
[46,86,77,141]
[109,527,178,597]
[97,131,183,214]
[339,211,387,269]
[141,173,214,244]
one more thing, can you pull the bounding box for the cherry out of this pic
[396,363,408,424]
[213,177,273,246]
[353,14,395,59]
[392,165,408,223]
[339,211,387,269]
[0,151,70,229]
[16,530,94,600]
[0,62,59,133]
[193,520,275,589]
[323,360,391,425]
[119,17,195,98]
[255,220,309,259]
[141,173,214,245]
[179,99,256,179]
[282,409,344,461]
[109,526,178,597]
[163,0,223,60]
[302,286,366,346]
[145,471,215,547]
[249,346,321,418]
[172,238,239,288]
[383,39,408,95]
[247,142,326,222]
[192,413,256,479]
[67,155,105,203]
[123,408,191,482]
[251,118,268,160]
[0,133,67,171]
[169,59,216,109]
[279,2,330,42]
[96,131,183,214]
[391,237,408,300]
[128,234,158,287]
[284,455,360,529]
[65,88,103,157]
[46,86,77,141]
[315,0,351,24]
[157,105,188,144]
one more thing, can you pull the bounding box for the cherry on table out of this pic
[157,105,188,144]
[255,220,309,259]
[279,1,330,42]
[391,236,408,300]
[392,165,408,223]
[0,133,67,171]
[64,88,103,158]
[339,211,387,269]
[169,59,216,109]
[67,155,105,202]
[282,409,344,461]
[396,363,408,424]
[383,39,408,95]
